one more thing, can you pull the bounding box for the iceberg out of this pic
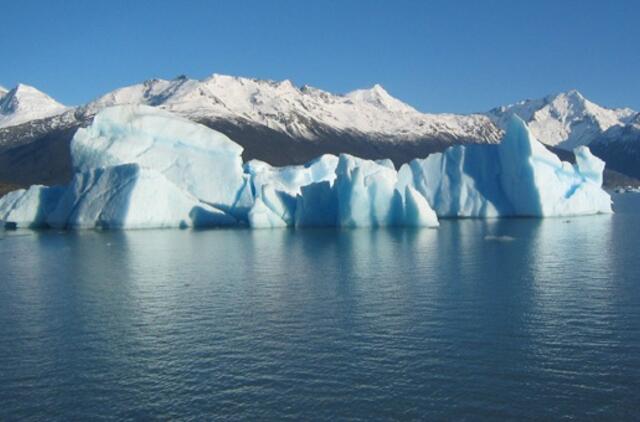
[245,155,439,228]
[0,106,612,231]
[399,116,612,217]
[0,185,65,228]
[46,164,236,229]
[245,154,339,198]
[71,105,246,211]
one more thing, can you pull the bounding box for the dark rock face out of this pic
[0,116,492,193]
[198,117,482,167]
[591,141,640,181]
[0,124,79,187]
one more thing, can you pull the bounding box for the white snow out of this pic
[79,74,502,143]
[592,113,640,147]
[0,84,69,129]
[3,76,638,156]
[486,90,636,150]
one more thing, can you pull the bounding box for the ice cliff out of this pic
[0,105,612,230]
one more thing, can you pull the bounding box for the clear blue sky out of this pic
[1,0,638,113]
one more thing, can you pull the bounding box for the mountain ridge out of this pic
[485,89,637,150]
[73,74,501,143]
[0,74,638,191]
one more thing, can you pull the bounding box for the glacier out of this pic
[0,105,611,230]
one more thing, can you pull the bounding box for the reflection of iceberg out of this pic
[0,105,612,230]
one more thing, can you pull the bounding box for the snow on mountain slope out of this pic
[0,84,69,129]
[1,74,639,191]
[594,112,640,144]
[589,113,640,179]
[0,86,8,97]
[78,74,501,143]
[486,90,636,150]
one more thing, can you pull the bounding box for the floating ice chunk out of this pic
[299,154,439,228]
[402,145,510,217]
[0,185,65,228]
[71,105,246,209]
[574,145,605,186]
[404,186,439,227]
[498,116,612,216]
[248,197,288,228]
[245,154,339,197]
[247,184,295,228]
[294,182,337,227]
[0,108,612,231]
[400,115,611,218]
[334,155,400,227]
[46,164,235,229]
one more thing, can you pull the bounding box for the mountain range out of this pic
[1,74,638,196]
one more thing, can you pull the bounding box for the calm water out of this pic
[1,194,639,420]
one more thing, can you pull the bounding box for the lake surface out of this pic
[1,194,639,420]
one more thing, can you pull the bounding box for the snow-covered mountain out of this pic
[0,74,639,191]
[0,84,69,129]
[0,86,8,97]
[486,90,636,150]
[76,74,500,143]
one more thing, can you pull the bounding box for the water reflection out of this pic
[1,199,639,419]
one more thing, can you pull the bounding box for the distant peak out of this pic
[566,88,582,96]
[8,83,58,100]
[0,82,68,128]
[560,89,585,101]
[204,73,240,84]
[371,83,388,94]
[277,79,294,89]
[1,83,66,112]
[12,83,36,93]
[346,84,416,113]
